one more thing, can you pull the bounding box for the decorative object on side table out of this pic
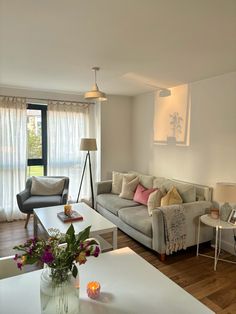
[13,224,100,314]
[228,209,236,225]
[214,182,236,221]
[210,208,219,219]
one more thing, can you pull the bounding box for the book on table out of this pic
[57,210,83,223]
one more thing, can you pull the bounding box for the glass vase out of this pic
[40,266,80,314]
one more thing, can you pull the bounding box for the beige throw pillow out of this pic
[111,172,136,194]
[147,189,163,216]
[161,186,183,206]
[119,175,139,200]
[31,176,65,196]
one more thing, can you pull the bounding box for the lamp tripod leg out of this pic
[77,153,88,203]
[88,152,94,209]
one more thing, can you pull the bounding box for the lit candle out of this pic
[87,281,101,299]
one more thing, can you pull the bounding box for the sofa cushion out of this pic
[133,184,156,205]
[161,186,183,206]
[153,177,168,189]
[119,175,139,200]
[31,176,65,196]
[147,189,164,216]
[96,193,140,216]
[118,206,152,237]
[129,171,154,189]
[111,172,135,195]
[23,195,62,210]
[163,180,196,203]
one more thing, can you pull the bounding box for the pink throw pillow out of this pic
[133,184,156,205]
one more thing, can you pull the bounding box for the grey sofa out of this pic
[95,173,213,260]
[17,176,69,228]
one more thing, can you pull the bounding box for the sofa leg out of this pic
[160,253,166,262]
[24,214,31,228]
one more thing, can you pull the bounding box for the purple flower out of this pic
[85,250,91,257]
[13,254,18,261]
[27,247,33,255]
[93,246,100,257]
[41,250,54,264]
[17,262,23,270]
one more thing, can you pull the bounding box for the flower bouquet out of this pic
[13,224,100,283]
[13,224,100,314]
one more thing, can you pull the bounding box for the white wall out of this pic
[101,95,133,180]
[131,72,236,254]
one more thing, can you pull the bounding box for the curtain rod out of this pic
[0,94,95,105]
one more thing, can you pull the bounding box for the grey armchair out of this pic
[16,176,69,228]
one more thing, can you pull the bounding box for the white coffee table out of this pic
[33,202,117,251]
[0,247,214,314]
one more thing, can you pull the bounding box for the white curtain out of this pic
[0,96,27,221]
[47,101,92,201]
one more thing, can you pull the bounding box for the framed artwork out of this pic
[228,209,236,225]
[154,84,191,146]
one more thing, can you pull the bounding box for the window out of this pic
[27,104,47,176]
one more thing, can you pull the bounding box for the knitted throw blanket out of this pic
[160,205,187,255]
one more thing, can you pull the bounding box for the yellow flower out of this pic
[75,251,87,265]
[21,255,27,265]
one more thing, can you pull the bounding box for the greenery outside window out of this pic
[27,104,47,176]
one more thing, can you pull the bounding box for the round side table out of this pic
[196,214,236,271]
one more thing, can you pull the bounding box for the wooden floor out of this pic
[1,218,236,314]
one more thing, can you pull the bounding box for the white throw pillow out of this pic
[111,172,136,195]
[31,177,65,196]
[147,189,164,216]
[119,175,139,200]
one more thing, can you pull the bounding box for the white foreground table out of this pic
[34,202,117,251]
[0,247,214,314]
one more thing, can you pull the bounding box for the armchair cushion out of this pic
[23,195,62,211]
[31,176,65,195]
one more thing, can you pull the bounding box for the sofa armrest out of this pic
[182,200,212,213]
[151,201,213,254]
[16,189,30,211]
[95,180,112,196]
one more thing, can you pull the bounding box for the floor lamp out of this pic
[77,138,97,208]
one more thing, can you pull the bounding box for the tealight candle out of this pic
[87,281,101,299]
[64,204,72,217]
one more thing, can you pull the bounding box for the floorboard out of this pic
[0,218,236,313]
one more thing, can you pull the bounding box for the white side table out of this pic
[196,214,236,271]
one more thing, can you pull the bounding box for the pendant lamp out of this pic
[84,67,107,101]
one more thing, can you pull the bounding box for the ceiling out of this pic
[0,0,236,96]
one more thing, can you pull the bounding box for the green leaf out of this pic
[66,224,75,237]
[72,265,78,278]
[76,225,91,243]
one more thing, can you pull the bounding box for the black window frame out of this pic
[27,104,47,175]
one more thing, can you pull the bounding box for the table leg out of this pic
[218,228,222,258]
[112,228,118,250]
[34,214,38,238]
[214,226,219,271]
[196,217,201,256]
